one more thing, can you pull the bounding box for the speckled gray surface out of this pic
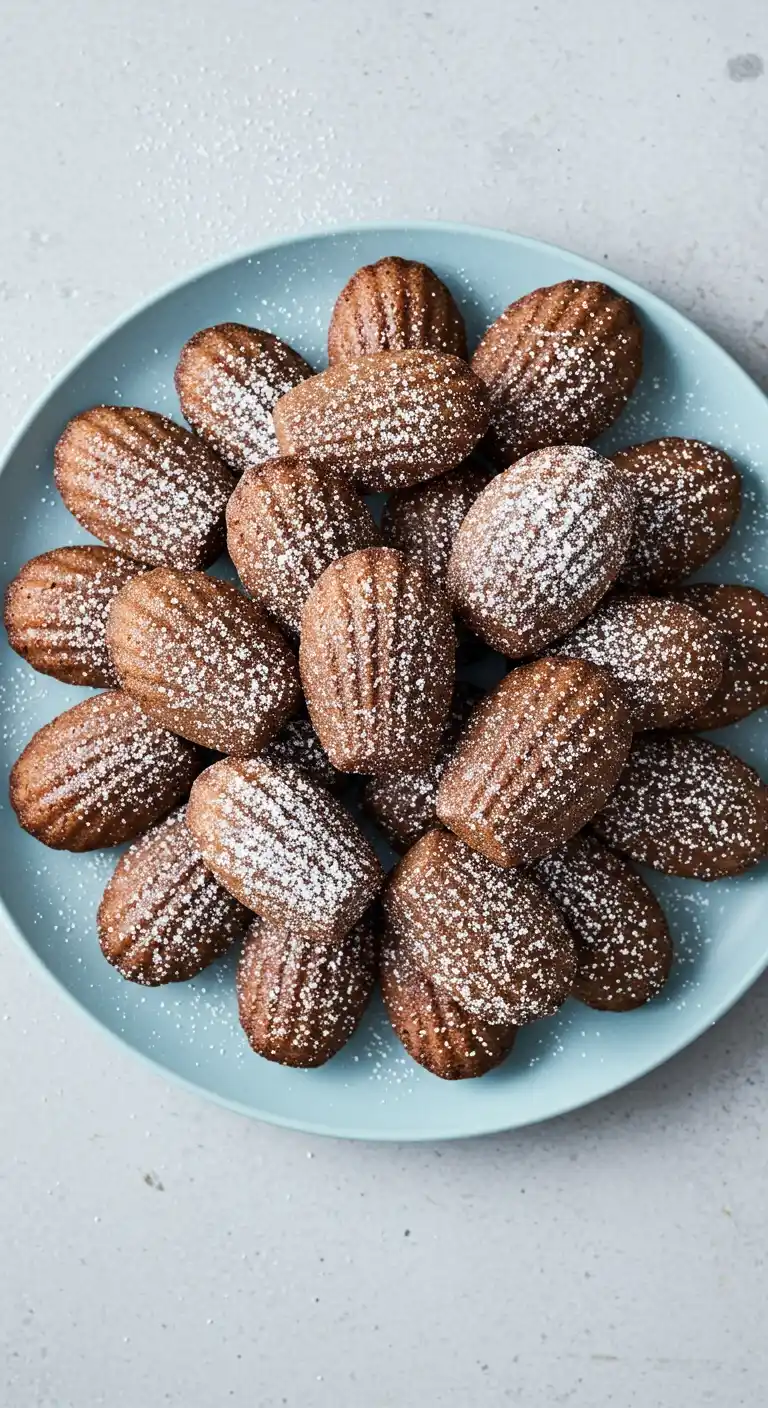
[1,2,768,1405]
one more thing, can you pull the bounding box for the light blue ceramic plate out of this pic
[2,221,767,1141]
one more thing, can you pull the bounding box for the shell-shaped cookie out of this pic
[260,716,342,791]
[593,733,768,879]
[327,256,467,364]
[186,758,383,939]
[364,682,482,851]
[273,350,490,493]
[472,279,643,466]
[436,658,633,867]
[9,691,202,851]
[447,446,635,657]
[533,832,673,1011]
[299,547,456,775]
[54,406,236,569]
[554,593,725,730]
[383,828,577,1026]
[175,322,313,472]
[236,914,376,1068]
[380,457,492,591]
[613,438,741,589]
[98,808,250,985]
[672,584,768,729]
[4,545,145,687]
[226,455,380,636]
[107,568,300,756]
[380,927,517,1079]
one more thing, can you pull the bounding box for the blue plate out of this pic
[2,221,767,1141]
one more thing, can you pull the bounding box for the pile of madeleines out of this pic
[5,256,768,1081]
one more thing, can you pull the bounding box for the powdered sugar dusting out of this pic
[273,349,490,492]
[594,733,768,879]
[186,758,383,937]
[4,544,145,688]
[383,829,576,1026]
[98,808,250,985]
[108,568,299,755]
[54,406,236,569]
[300,546,455,775]
[10,690,202,850]
[554,593,725,731]
[226,456,380,636]
[533,832,673,1011]
[613,437,742,589]
[237,914,375,1067]
[448,445,635,657]
[175,322,312,472]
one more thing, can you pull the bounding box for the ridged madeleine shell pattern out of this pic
[175,322,313,473]
[672,584,768,730]
[383,829,577,1026]
[9,691,202,851]
[447,446,635,657]
[612,437,742,589]
[299,547,456,776]
[4,545,145,687]
[54,406,236,569]
[186,758,384,938]
[472,278,643,466]
[237,915,376,1068]
[554,593,725,731]
[107,568,300,756]
[364,682,482,851]
[327,256,467,364]
[380,927,517,1080]
[533,833,673,1011]
[273,350,490,492]
[98,809,250,986]
[593,733,768,880]
[226,455,380,636]
[436,658,633,868]
[380,457,492,591]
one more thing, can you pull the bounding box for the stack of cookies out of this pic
[6,256,768,1081]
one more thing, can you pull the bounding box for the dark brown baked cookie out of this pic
[260,716,342,791]
[437,658,632,867]
[237,914,376,1068]
[10,691,202,851]
[672,584,768,729]
[593,733,768,879]
[383,828,576,1025]
[54,406,236,569]
[225,455,380,637]
[380,927,517,1079]
[186,758,383,938]
[613,438,741,589]
[554,593,725,730]
[327,256,467,364]
[273,350,490,492]
[380,457,492,591]
[4,545,144,687]
[447,446,635,657]
[175,322,312,472]
[107,568,300,756]
[98,808,250,985]
[299,547,455,775]
[364,683,482,850]
[472,279,643,466]
[533,832,673,1011]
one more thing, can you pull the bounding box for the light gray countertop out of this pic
[1,3,767,1405]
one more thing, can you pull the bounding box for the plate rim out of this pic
[2,217,768,1142]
